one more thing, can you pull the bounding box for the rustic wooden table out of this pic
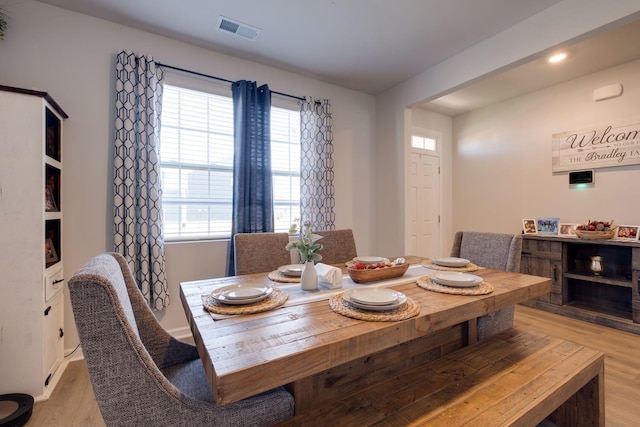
[180,261,551,414]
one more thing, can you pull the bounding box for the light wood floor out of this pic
[27,305,640,426]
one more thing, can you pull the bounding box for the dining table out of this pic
[179,256,552,415]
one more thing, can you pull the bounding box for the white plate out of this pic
[432,257,470,267]
[353,256,387,265]
[349,288,399,306]
[429,272,482,288]
[344,289,407,311]
[278,264,304,277]
[211,284,272,304]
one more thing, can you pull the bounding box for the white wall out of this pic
[0,1,376,350]
[376,0,640,256]
[452,59,640,232]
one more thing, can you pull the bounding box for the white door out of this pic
[407,150,440,258]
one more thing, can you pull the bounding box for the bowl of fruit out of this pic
[575,220,616,240]
[347,258,409,283]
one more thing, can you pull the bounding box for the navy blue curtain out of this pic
[227,80,273,276]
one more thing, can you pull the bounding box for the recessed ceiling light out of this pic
[548,52,567,63]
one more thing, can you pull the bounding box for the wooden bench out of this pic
[276,327,604,426]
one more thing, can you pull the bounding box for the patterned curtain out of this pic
[300,97,335,230]
[113,51,169,310]
[226,80,273,276]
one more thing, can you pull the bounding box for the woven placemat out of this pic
[416,276,493,295]
[328,294,420,322]
[202,287,288,315]
[421,259,479,272]
[268,270,301,283]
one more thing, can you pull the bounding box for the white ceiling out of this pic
[35,0,562,94]
[34,0,640,115]
[422,18,640,115]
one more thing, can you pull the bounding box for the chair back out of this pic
[233,232,292,275]
[67,253,164,422]
[450,232,522,340]
[315,229,358,265]
[450,231,522,272]
[68,253,295,426]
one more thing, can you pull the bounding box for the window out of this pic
[411,134,437,151]
[160,84,300,240]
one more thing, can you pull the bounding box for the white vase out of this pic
[300,260,318,291]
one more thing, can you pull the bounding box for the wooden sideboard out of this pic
[520,234,640,334]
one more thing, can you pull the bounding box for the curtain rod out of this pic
[156,62,307,102]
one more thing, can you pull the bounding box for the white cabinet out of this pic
[0,85,68,400]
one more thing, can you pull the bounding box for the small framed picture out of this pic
[615,225,639,241]
[536,217,560,235]
[559,223,579,237]
[45,238,59,264]
[522,219,537,235]
[45,186,58,212]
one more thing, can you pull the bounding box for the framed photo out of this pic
[615,225,639,241]
[45,186,58,212]
[45,238,59,264]
[522,219,537,235]
[536,217,560,235]
[559,223,579,237]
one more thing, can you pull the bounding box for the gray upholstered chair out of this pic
[68,252,294,427]
[233,232,293,275]
[314,229,358,265]
[450,231,523,340]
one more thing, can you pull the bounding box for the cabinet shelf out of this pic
[564,272,632,288]
[565,301,632,321]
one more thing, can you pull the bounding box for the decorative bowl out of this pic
[574,229,616,240]
[347,263,409,284]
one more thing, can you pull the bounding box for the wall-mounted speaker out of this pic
[569,170,594,185]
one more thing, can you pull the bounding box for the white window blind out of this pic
[160,84,300,240]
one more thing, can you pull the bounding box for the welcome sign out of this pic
[552,121,640,172]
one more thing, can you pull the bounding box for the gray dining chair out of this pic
[314,229,358,265]
[450,231,523,340]
[233,232,293,275]
[68,252,294,426]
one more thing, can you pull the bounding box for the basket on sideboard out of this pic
[574,228,617,240]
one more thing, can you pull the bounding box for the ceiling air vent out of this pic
[217,16,261,40]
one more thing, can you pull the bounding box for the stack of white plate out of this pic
[211,283,273,305]
[278,264,304,277]
[431,257,470,267]
[429,271,482,288]
[343,288,407,311]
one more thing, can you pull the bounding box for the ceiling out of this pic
[35,0,640,115]
[422,18,640,115]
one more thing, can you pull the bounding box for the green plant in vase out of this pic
[285,222,323,262]
[288,217,300,235]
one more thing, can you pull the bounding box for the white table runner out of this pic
[205,263,431,320]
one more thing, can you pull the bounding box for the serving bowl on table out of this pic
[347,262,409,284]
